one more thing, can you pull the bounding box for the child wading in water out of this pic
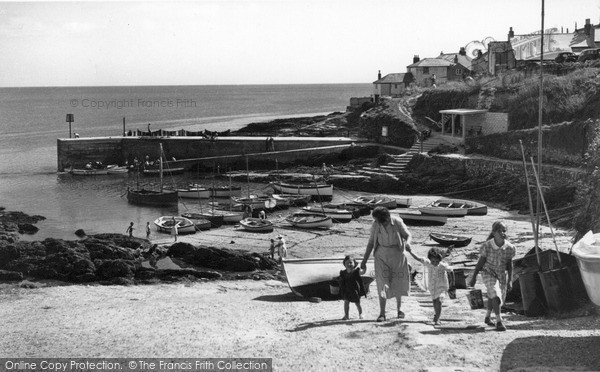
[406,246,453,325]
[339,255,367,320]
[469,220,515,331]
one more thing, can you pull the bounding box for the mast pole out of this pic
[536,0,545,247]
[159,143,164,192]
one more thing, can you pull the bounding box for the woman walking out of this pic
[360,206,413,322]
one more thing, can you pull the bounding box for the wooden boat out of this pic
[393,211,447,225]
[429,232,472,247]
[418,206,468,217]
[70,168,109,176]
[210,185,242,198]
[272,193,311,207]
[153,216,196,234]
[231,195,277,210]
[127,144,179,206]
[432,198,488,216]
[353,195,410,209]
[176,184,210,199]
[183,210,224,228]
[301,206,353,222]
[285,212,333,229]
[106,165,129,174]
[179,213,212,230]
[324,203,371,218]
[282,257,376,300]
[270,182,333,201]
[142,166,185,176]
[239,217,274,232]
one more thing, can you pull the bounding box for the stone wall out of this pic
[57,136,357,171]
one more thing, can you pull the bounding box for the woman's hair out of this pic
[487,220,507,240]
[343,255,357,267]
[427,247,444,261]
[371,206,390,223]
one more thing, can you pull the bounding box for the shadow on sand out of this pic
[499,335,600,371]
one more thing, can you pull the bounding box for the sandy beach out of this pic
[2,191,598,371]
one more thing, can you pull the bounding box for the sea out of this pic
[0,84,371,240]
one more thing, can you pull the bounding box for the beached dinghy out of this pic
[176,184,210,199]
[210,185,242,198]
[429,232,472,247]
[301,206,353,222]
[179,213,212,230]
[353,195,410,209]
[418,206,468,217]
[285,212,333,229]
[282,257,376,300]
[270,182,333,201]
[153,216,196,234]
[239,217,274,232]
[393,211,447,226]
[432,198,488,216]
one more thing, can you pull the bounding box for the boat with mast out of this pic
[127,143,178,206]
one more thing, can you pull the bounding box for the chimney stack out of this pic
[413,55,420,63]
[459,47,466,56]
[378,70,381,80]
[454,55,458,63]
[585,18,591,35]
[508,27,514,40]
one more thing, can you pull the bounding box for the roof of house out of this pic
[407,58,454,68]
[437,53,472,69]
[373,73,413,84]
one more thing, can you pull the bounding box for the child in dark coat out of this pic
[339,255,367,320]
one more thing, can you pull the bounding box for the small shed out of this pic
[439,109,508,143]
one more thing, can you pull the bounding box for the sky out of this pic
[0,0,599,87]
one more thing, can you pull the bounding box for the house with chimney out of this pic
[407,54,471,87]
[372,70,414,101]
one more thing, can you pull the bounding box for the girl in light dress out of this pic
[469,220,515,331]
[406,246,453,325]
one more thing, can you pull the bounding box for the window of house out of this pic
[394,84,397,89]
[423,67,429,74]
[455,69,462,75]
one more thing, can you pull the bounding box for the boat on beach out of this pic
[272,193,311,207]
[231,195,277,210]
[239,217,274,232]
[282,257,376,300]
[301,206,353,222]
[393,211,447,225]
[153,216,196,234]
[176,184,210,199]
[106,165,130,174]
[353,195,409,209]
[418,206,468,217]
[432,198,488,216]
[429,232,472,247]
[270,182,333,201]
[179,213,212,230]
[210,185,242,198]
[324,203,371,218]
[70,168,109,176]
[285,212,333,229]
[142,166,186,176]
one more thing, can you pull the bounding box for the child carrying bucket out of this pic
[338,255,366,320]
[406,246,453,325]
[469,220,515,331]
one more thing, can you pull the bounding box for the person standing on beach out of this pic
[146,222,151,240]
[406,246,453,325]
[468,220,515,331]
[269,239,276,260]
[339,255,366,320]
[126,222,134,238]
[171,217,178,242]
[360,206,412,322]
[275,234,287,263]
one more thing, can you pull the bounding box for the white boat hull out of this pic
[433,198,488,215]
[282,257,375,300]
[153,216,196,234]
[270,182,333,199]
[393,211,447,225]
[239,217,274,232]
[286,213,333,229]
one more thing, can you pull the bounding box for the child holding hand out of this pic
[406,246,453,325]
[469,220,515,331]
[339,255,367,320]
